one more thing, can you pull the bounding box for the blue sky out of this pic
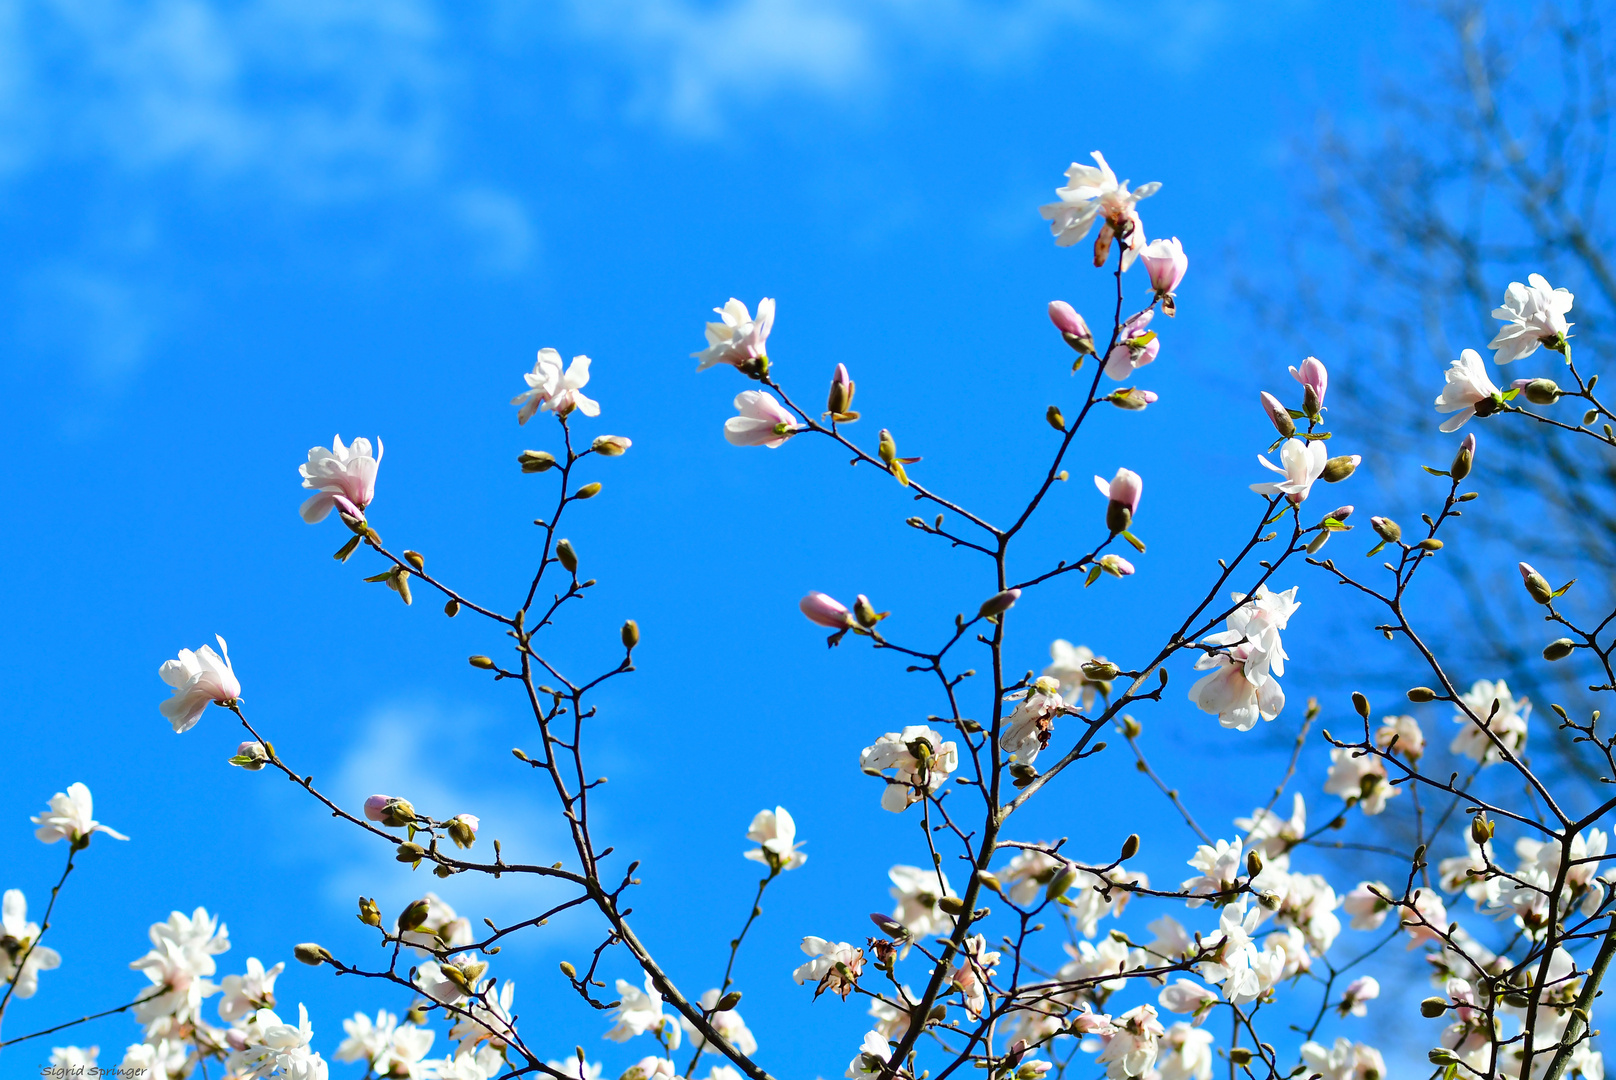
[0,0,1478,1074]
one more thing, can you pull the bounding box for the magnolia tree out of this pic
[2,151,1614,1080]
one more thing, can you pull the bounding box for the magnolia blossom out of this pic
[547,1057,606,1080]
[1290,356,1328,409]
[1104,310,1160,380]
[1402,889,1449,948]
[694,298,775,372]
[606,973,675,1045]
[1157,1022,1214,1080]
[1000,676,1066,764]
[1096,1003,1165,1078]
[1451,678,1530,764]
[336,1010,399,1066]
[414,960,467,1005]
[1323,747,1401,815]
[1340,975,1379,1017]
[1489,273,1574,362]
[889,865,957,941]
[129,907,230,1027]
[1042,640,1110,712]
[1094,467,1144,528]
[799,592,852,629]
[513,349,599,423]
[450,978,519,1052]
[948,935,1000,1017]
[219,957,284,1022]
[868,987,919,1041]
[680,988,756,1055]
[1158,979,1218,1022]
[51,1048,98,1070]
[227,1004,329,1080]
[1194,899,1283,1006]
[1181,836,1244,903]
[859,726,959,812]
[621,1058,676,1080]
[1250,437,1328,504]
[122,1040,189,1080]
[1236,793,1306,863]
[1299,1038,1386,1080]
[1341,882,1392,931]
[724,390,796,448]
[1435,349,1501,432]
[299,435,382,523]
[792,937,864,999]
[1142,237,1188,297]
[31,782,128,845]
[1038,152,1161,268]
[1189,585,1299,731]
[1049,300,1091,341]
[1374,714,1423,761]
[158,636,241,734]
[0,889,60,999]
[743,806,807,871]
[434,1048,509,1080]
[845,1030,890,1079]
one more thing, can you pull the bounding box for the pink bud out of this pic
[1289,356,1328,407]
[1141,237,1188,295]
[833,363,852,391]
[1261,391,1295,438]
[1099,554,1135,577]
[799,592,851,629]
[363,795,393,823]
[1518,562,1539,582]
[1048,301,1089,338]
[1093,468,1143,515]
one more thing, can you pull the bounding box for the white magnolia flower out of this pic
[621,1058,676,1080]
[1000,675,1066,764]
[1158,979,1218,1022]
[0,889,60,999]
[1146,915,1193,959]
[1000,847,1062,906]
[868,986,919,1042]
[121,1039,189,1080]
[1434,349,1501,432]
[1299,1037,1386,1080]
[336,1010,397,1065]
[694,298,775,372]
[1235,793,1306,864]
[1038,152,1161,269]
[723,390,796,448]
[31,782,128,846]
[1058,934,1139,991]
[158,635,242,734]
[370,1022,436,1080]
[605,973,674,1045]
[1374,714,1424,761]
[1194,899,1281,1006]
[414,959,468,1005]
[299,435,382,523]
[1188,647,1283,731]
[1043,640,1110,712]
[1323,747,1401,815]
[1203,585,1299,684]
[742,807,806,871]
[436,1047,510,1080]
[1342,881,1392,931]
[547,1055,606,1080]
[449,977,520,1052]
[513,349,600,423]
[889,865,956,942]
[680,987,757,1055]
[792,937,864,998]
[1250,437,1328,504]
[1489,273,1574,362]
[1401,890,1450,948]
[1096,1003,1165,1078]
[51,1047,98,1071]
[1181,837,1244,904]
[129,907,230,1027]
[398,893,474,955]
[219,957,284,1022]
[845,1030,890,1079]
[1157,1021,1214,1080]
[1341,975,1379,1017]
[859,726,958,812]
[227,1005,329,1080]
[1451,678,1530,764]
[948,935,1001,1017]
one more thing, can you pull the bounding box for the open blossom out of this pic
[123,1040,188,1080]
[1104,310,1160,380]
[621,1058,676,1080]
[1402,889,1449,948]
[51,1048,98,1071]
[32,782,128,845]
[606,974,676,1045]
[889,865,957,942]
[547,1057,605,1080]
[1000,675,1066,764]
[859,726,958,812]
[1299,1039,1386,1080]
[1181,836,1245,903]
[845,1030,890,1079]
[1195,899,1283,1006]
[1435,349,1501,432]
[1096,1003,1165,1078]
[1451,678,1530,764]
[1158,980,1218,1022]
[743,806,807,871]
[1323,747,1401,815]
[680,988,756,1055]
[1342,882,1392,930]
[450,978,519,1052]
[226,1004,329,1080]
[1236,793,1306,862]
[129,907,230,1027]
[513,349,599,423]
[1340,975,1379,1017]
[1290,356,1328,409]
[435,1048,508,1080]
[1043,640,1110,711]
[397,893,473,955]
[1374,714,1423,761]
[1489,273,1574,362]
[1189,585,1298,731]
[299,435,382,523]
[724,390,796,448]
[793,937,864,999]
[219,957,284,1022]
[1142,237,1188,300]
[158,635,242,734]
[799,592,852,629]
[1157,1022,1214,1080]
[1250,437,1328,504]
[0,889,60,999]
[694,298,775,372]
[1038,152,1161,268]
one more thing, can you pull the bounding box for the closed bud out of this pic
[978,589,1022,620]
[1321,454,1360,483]
[1519,562,1554,604]
[869,912,905,937]
[1428,1049,1459,1066]
[559,960,577,980]
[519,449,557,473]
[229,740,270,771]
[1122,715,1141,738]
[1119,833,1140,860]
[716,990,743,1011]
[937,896,966,916]
[1109,387,1158,410]
[398,898,432,931]
[853,594,881,628]
[1471,815,1494,845]
[592,435,632,456]
[1246,851,1263,877]
[827,363,856,415]
[1407,687,1437,703]
[1082,660,1121,681]
[403,550,425,572]
[1352,692,1370,719]
[1451,432,1475,481]
[1523,378,1561,405]
[621,620,640,650]
[293,942,333,967]
[1046,405,1066,432]
[1048,301,1094,354]
[556,539,578,573]
[444,598,460,617]
[395,841,426,863]
[1228,1048,1253,1066]
[1544,638,1576,661]
[1417,538,1443,551]
[447,814,479,850]
[357,897,382,927]
[1330,505,1353,522]
[575,482,602,500]
[1260,391,1295,438]
[1046,867,1077,901]
[1371,516,1401,543]
[1420,997,1449,1019]
[977,871,1003,894]
[469,655,495,670]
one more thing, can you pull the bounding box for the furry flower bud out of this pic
[1371,516,1401,543]
[1520,378,1561,405]
[229,741,269,771]
[978,589,1022,620]
[621,620,640,649]
[519,450,557,473]
[1519,562,1554,604]
[1261,392,1295,438]
[293,943,333,966]
[1321,454,1360,483]
[592,435,632,456]
[827,363,856,415]
[1451,433,1475,481]
[447,814,479,850]
[556,539,578,574]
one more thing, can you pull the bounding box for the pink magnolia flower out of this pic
[1098,554,1135,577]
[800,593,852,629]
[1250,438,1328,505]
[1434,349,1501,432]
[159,636,241,734]
[1142,237,1188,295]
[299,436,382,524]
[1260,391,1295,437]
[694,298,775,372]
[512,349,599,423]
[1103,310,1159,380]
[1048,301,1090,342]
[1401,890,1449,948]
[1289,356,1328,409]
[724,390,797,448]
[1038,152,1161,270]
[1093,468,1143,515]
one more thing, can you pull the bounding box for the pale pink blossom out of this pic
[800,592,852,629]
[1104,310,1159,380]
[1289,356,1328,409]
[1434,349,1500,433]
[1340,975,1379,1017]
[694,298,775,372]
[32,783,128,845]
[1048,301,1089,338]
[159,636,242,734]
[299,435,381,523]
[724,390,797,448]
[1093,468,1143,516]
[1038,152,1161,269]
[1342,882,1392,931]
[1489,273,1574,363]
[1401,890,1449,948]
[513,349,599,423]
[1374,715,1424,761]
[1260,392,1294,437]
[1250,438,1328,505]
[1142,237,1188,296]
